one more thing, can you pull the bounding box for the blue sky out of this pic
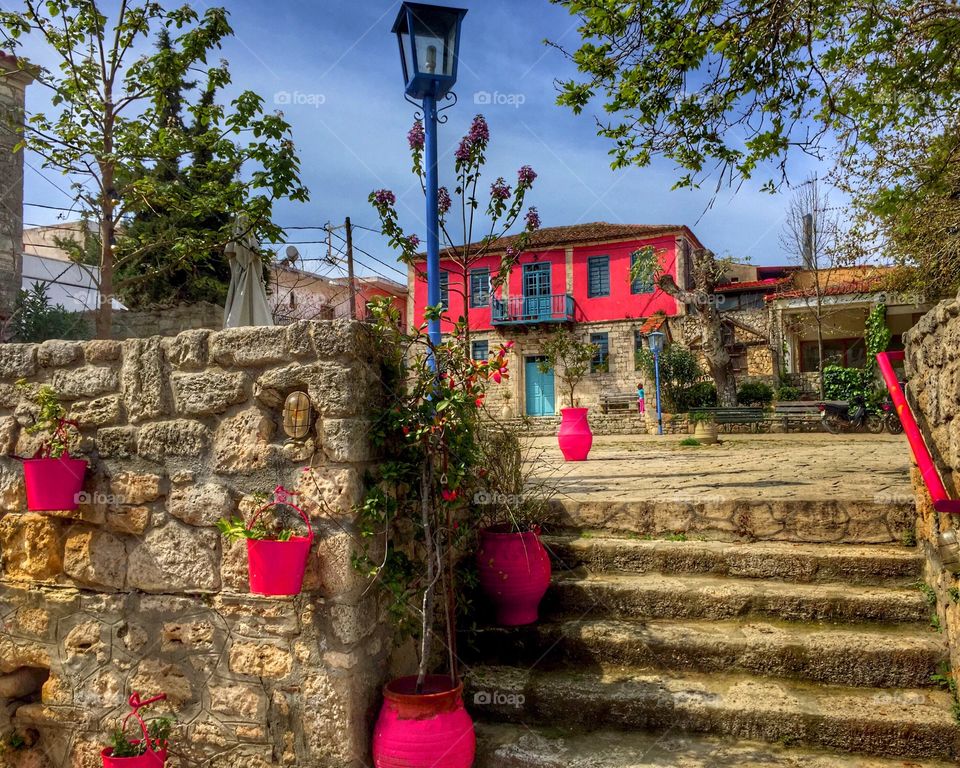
[20,0,833,282]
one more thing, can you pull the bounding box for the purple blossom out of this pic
[373,189,396,207]
[407,234,421,249]
[490,177,511,201]
[468,114,489,144]
[438,186,452,215]
[505,246,519,259]
[407,119,425,151]
[518,165,537,186]
[525,207,541,231]
[455,137,472,162]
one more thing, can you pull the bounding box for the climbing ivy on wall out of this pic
[865,304,893,366]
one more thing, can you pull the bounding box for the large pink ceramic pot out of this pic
[477,525,552,626]
[372,675,475,768]
[557,407,593,461]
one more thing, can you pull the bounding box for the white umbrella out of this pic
[224,218,274,328]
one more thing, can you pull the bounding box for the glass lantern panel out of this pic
[411,11,458,77]
[399,29,415,83]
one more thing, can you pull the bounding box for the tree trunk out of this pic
[96,99,115,340]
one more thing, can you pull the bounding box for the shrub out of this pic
[679,437,702,447]
[775,384,801,401]
[681,381,717,410]
[737,380,774,406]
[12,283,89,343]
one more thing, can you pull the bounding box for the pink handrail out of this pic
[877,351,960,514]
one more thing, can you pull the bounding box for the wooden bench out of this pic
[599,391,639,413]
[689,407,769,432]
[773,401,824,431]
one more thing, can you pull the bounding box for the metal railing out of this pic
[491,294,574,325]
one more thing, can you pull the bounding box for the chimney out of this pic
[801,213,815,270]
[0,52,33,334]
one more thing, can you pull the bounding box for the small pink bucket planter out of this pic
[22,452,87,511]
[245,494,314,596]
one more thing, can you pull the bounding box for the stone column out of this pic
[0,53,33,333]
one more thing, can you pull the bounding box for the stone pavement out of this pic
[530,432,913,505]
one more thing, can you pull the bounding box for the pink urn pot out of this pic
[557,407,593,461]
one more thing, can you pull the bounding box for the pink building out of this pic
[407,222,704,417]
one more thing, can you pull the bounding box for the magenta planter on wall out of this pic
[477,526,552,626]
[245,494,314,596]
[101,746,167,768]
[557,407,593,461]
[22,453,87,511]
[372,675,475,768]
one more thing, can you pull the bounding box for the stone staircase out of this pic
[464,531,960,766]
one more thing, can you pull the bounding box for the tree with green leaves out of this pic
[1,2,309,337]
[10,283,88,342]
[538,329,597,409]
[550,0,960,194]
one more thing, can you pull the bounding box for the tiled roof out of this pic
[432,222,701,258]
[766,276,887,302]
[715,278,789,293]
[639,313,667,334]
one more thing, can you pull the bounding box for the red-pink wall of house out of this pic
[410,236,681,332]
[356,286,407,331]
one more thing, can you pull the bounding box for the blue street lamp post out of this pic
[392,3,468,352]
[647,331,665,436]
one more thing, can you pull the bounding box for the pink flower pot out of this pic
[246,536,312,596]
[101,745,167,768]
[372,675,475,768]
[477,526,552,626]
[22,453,87,511]
[557,407,592,461]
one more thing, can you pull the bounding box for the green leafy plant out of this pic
[108,716,174,758]
[16,380,80,458]
[679,437,702,447]
[864,304,893,368]
[11,283,89,343]
[775,384,801,401]
[901,529,918,548]
[822,365,883,410]
[637,344,716,412]
[538,330,598,408]
[737,381,774,407]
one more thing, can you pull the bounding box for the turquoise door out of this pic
[525,357,555,416]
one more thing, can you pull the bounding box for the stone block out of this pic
[63,527,126,589]
[0,343,37,378]
[211,326,289,367]
[0,414,18,454]
[109,471,164,504]
[120,337,167,422]
[69,394,123,426]
[172,370,247,415]
[228,641,292,679]
[0,513,63,580]
[318,418,372,463]
[129,659,194,705]
[211,407,275,473]
[168,483,234,526]
[96,426,137,458]
[51,366,118,399]
[210,684,267,722]
[127,519,220,592]
[138,420,211,461]
[84,339,121,363]
[0,464,26,512]
[295,466,364,517]
[105,505,150,535]
[163,328,210,370]
[37,340,82,367]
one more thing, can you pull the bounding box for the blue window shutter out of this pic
[587,256,610,298]
[471,340,489,360]
[590,332,609,371]
[469,267,490,308]
[439,270,449,309]
[630,252,654,294]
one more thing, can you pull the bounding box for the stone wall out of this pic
[0,320,388,767]
[82,302,227,340]
[903,295,960,687]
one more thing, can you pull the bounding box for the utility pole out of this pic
[345,217,356,321]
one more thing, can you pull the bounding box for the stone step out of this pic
[464,617,947,688]
[545,534,924,585]
[466,665,960,760]
[551,498,914,544]
[475,722,960,768]
[546,572,931,625]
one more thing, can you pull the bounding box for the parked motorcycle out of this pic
[819,395,885,434]
[881,398,905,434]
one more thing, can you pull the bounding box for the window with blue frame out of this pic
[471,339,489,360]
[630,251,655,294]
[590,332,609,372]
[587,256,610,298]
[469,267,490,308]
[438,270,449,310]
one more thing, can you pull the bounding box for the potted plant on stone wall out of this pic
[15,380,87,511]
[216,486,313,596]
[688,411,719,445]
[356,301,510,768]
[539,330,598,461]
[472,424,558,626]
[101,693,173,768]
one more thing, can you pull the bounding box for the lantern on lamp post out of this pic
[647,330,665,436]
[392,2,468,352]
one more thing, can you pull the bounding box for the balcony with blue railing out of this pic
[491,294,575,325]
